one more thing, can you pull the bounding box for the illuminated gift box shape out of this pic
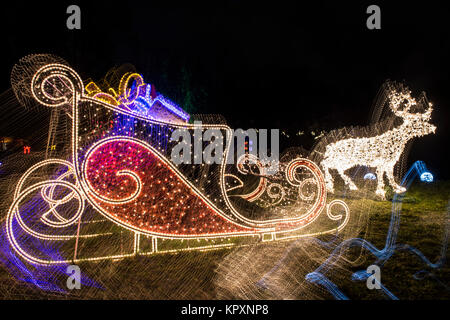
[86,71,190,125]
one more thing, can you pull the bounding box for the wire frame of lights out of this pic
[318,82,436,199]
[3,58,351,269]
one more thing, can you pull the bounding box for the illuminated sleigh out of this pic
[6,64,349,265]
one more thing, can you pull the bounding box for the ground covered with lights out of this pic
[0,180,447,300]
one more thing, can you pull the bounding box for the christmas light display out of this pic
[212,84,448,300]
[3,56,350,268]
[321,83,436,199]
[0,55,446,300]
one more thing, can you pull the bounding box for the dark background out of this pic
[0,1,449,178]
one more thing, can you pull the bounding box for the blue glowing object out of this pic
[415,161,434,183]
[127,83,190,122]
[364,173,376,180]
[420,172,433,182]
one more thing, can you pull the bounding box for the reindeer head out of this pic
[388,87,437,137]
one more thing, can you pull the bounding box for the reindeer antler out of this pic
[388,83,417,118]
[416,91,434,120]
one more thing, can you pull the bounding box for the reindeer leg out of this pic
[386,166,406,193]
[375,168,386,199]
[323,166,335,193]
[337,167,358,191]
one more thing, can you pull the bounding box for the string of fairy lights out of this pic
[321,84,436,199]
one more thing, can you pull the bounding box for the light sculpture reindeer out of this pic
[321,84,436,199]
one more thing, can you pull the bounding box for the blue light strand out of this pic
[305,160,448,299]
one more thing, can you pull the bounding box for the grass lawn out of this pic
[0,180,448,299]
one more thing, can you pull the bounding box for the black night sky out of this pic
[1,1,449,177]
